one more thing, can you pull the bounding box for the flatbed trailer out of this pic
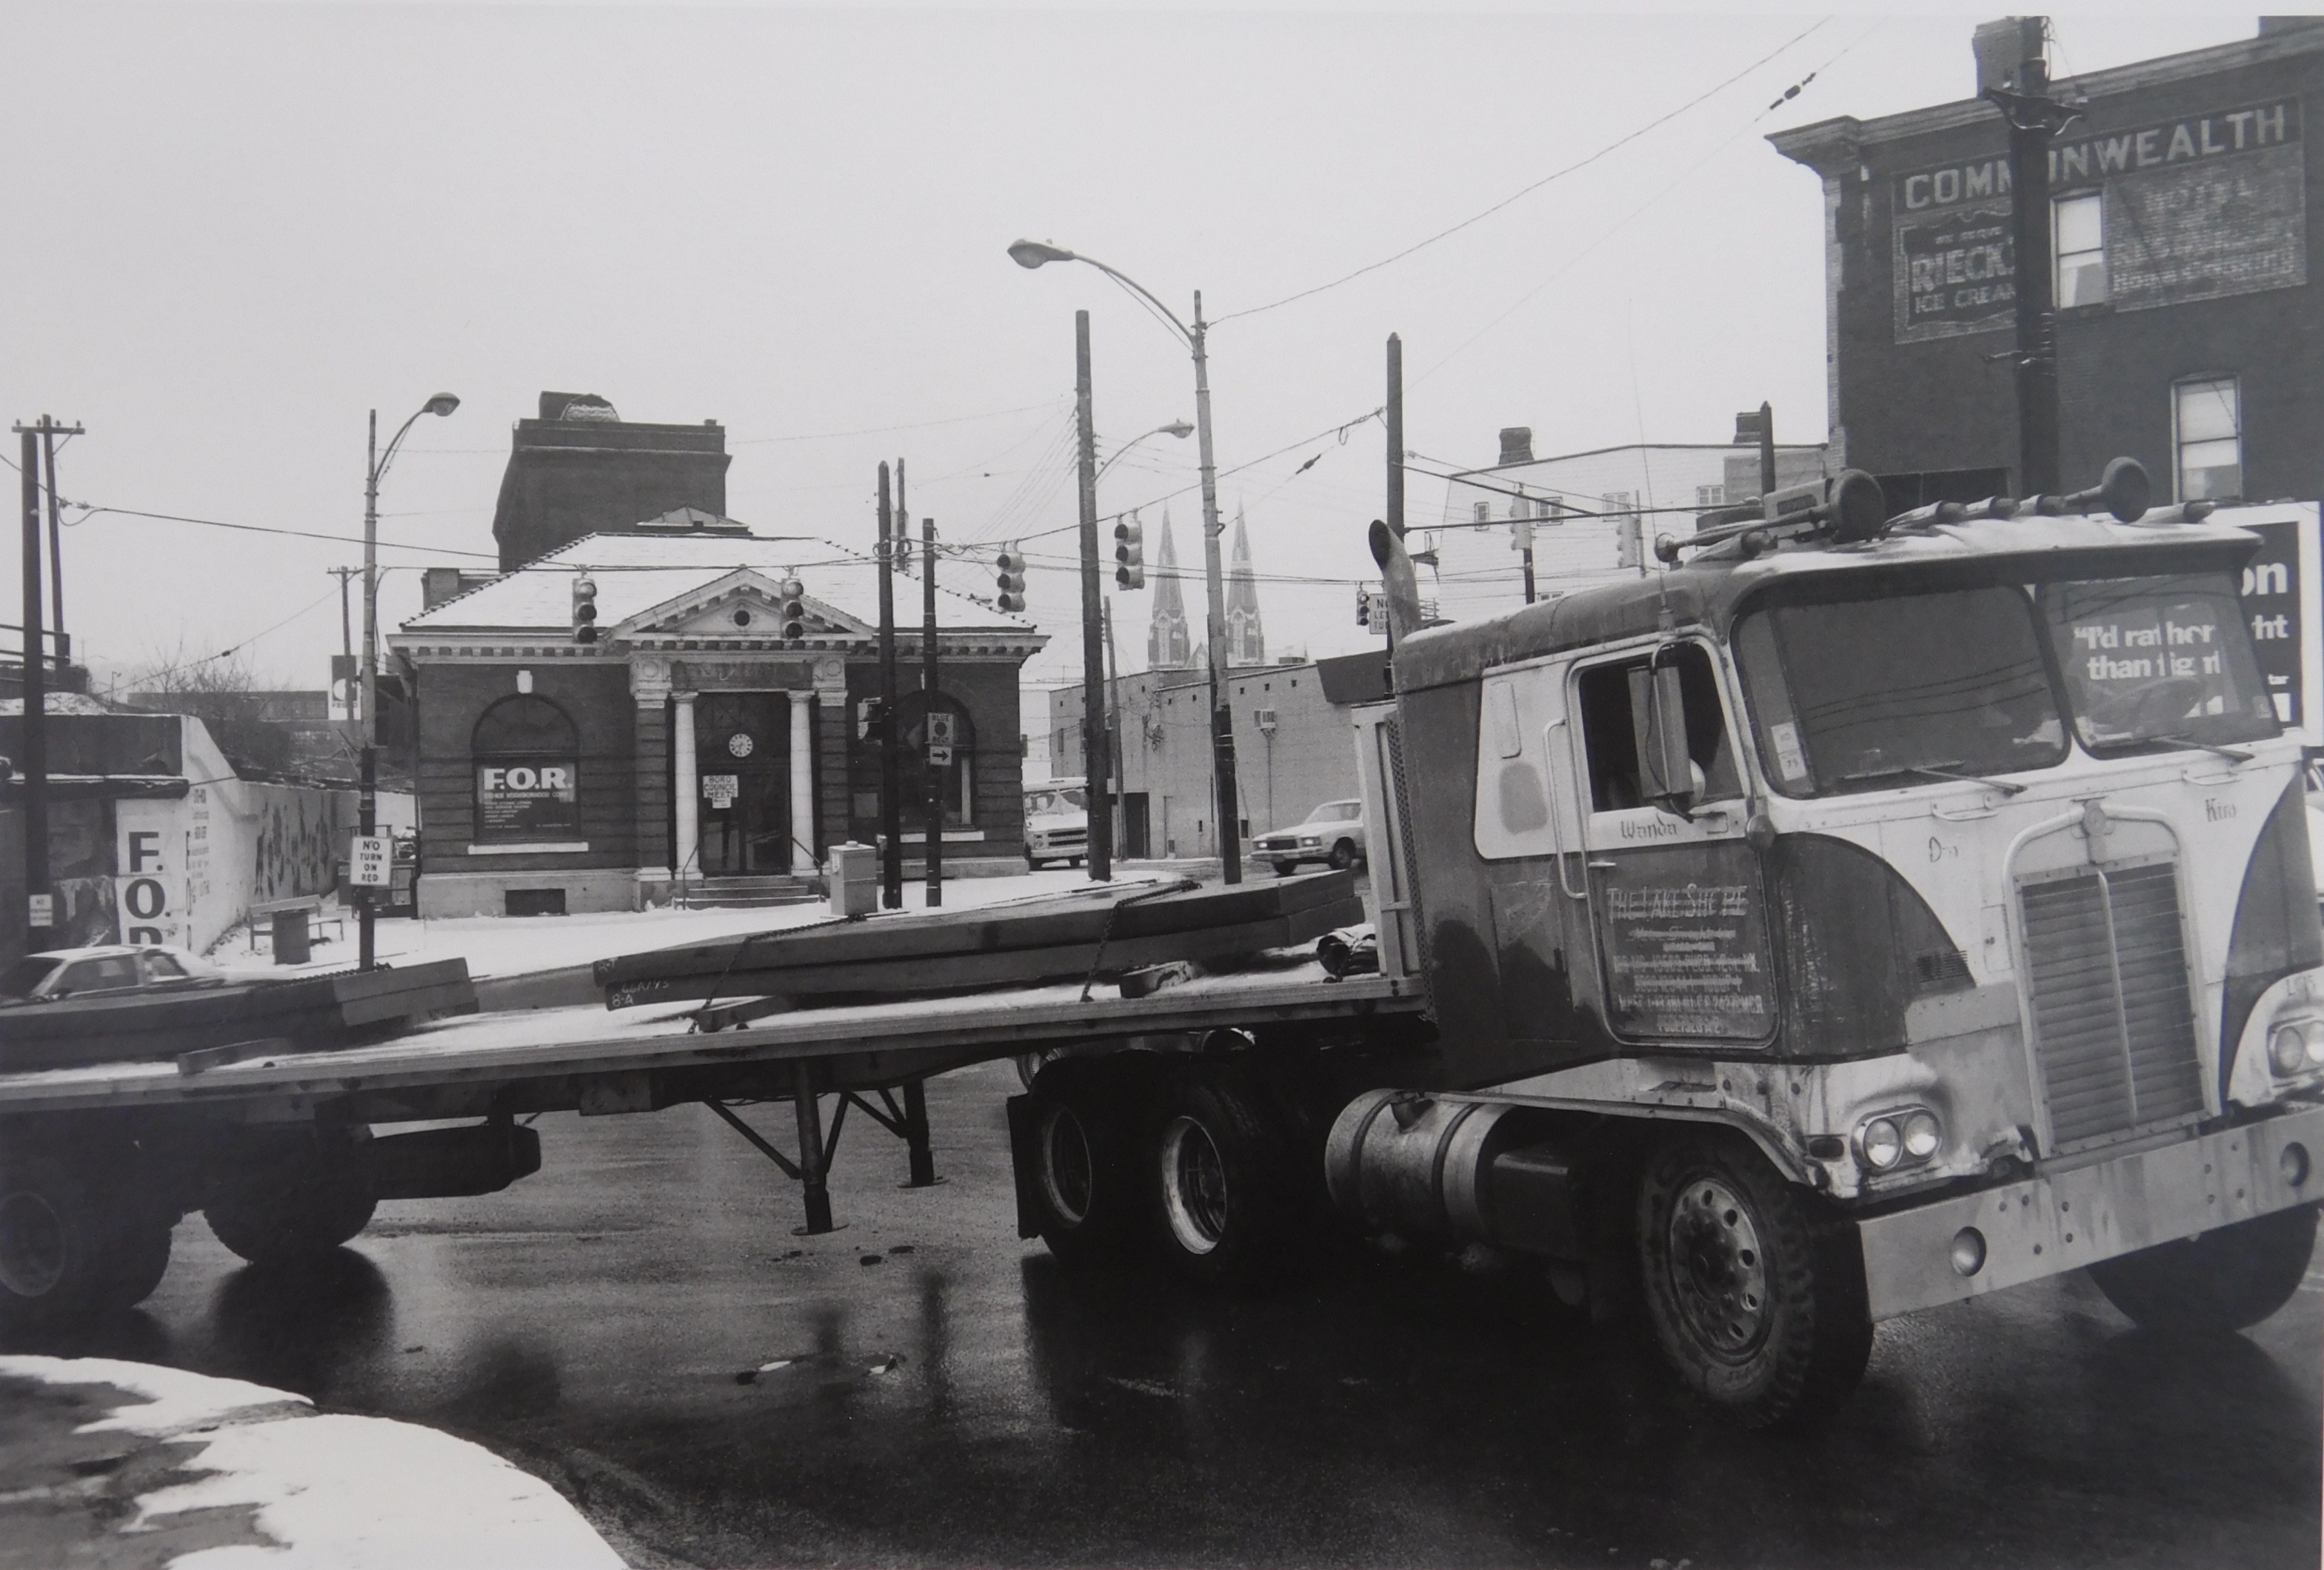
[0,955,1426,1330]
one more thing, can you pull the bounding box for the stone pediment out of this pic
[615,569,872,644]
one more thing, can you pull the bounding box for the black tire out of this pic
[205,1139,377,1265]
[1328,841,1358,872]
[1149,1065,1306,1289]
[1024,1061,1145,1263]
[1636,1132,1873,1431]
[0,1154,164,1328]
[2088,1205,2318,1334]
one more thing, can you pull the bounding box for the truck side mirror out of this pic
[1629,661,1697,819]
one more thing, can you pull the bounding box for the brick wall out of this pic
[414,660,637,874]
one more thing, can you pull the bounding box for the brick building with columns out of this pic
[392,515,1044,916]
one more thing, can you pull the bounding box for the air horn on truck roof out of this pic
[1657,456,2216,566]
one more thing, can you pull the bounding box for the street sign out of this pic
[703,774,740,808]
[351,835,393,887]
[27,894,53,928]
[928,745,954,766]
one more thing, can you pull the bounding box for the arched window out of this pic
[472,694,580,842]
[894,690,976,829]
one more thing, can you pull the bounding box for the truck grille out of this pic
[2020,861,2207,1149]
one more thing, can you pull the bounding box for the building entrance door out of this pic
[692,692,792,876]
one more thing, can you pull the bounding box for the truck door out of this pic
[1472,658,1592,1063]
[1568,641,1777,1049]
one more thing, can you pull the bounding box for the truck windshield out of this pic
[1734,585,2069,798]
[2040,573,2279,753]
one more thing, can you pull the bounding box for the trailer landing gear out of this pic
[705,1066,943,1236]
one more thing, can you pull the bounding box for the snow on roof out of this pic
[399,530,1035,637]
[0,692,129,716]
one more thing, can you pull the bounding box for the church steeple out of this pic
[1225,503,1265,667]
[1146,507,1194,670]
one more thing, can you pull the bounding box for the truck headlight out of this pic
[1860,1117,1903,1170]
[1901,1109,1943,1160]
[2271,1023,2311,1076]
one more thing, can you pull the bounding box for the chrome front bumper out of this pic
[1856,1102,2324,1321]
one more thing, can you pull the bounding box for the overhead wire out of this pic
[1209,19,1832,325]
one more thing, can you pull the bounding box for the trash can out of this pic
[273,907,312,966]
[827,842,878,918]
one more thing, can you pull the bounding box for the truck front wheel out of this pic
[1150,1066,1303,1288]
[2087,1204,2318,1334]
[1636,1132,1873,1430]
[205,1138,377,1265]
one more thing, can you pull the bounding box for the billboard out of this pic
[2226,501,2323,748]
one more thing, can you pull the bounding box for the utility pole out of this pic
[877,463,902,908]
[1757,400,1777,497]
[1191,293,1241,883]
[1521,531,1537,605]
[15,425,50,936]
[1386,335,1405,541]
[921,515,943,905]
[36,419,74,672]
[1075,310,1112,881]
[1102,598,1121,857]
[1977,16,2077,495]
[360,410,380,969]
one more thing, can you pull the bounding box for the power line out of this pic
[1210,19,1830,324]
[67,504,500,560]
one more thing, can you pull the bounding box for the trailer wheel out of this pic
[206,1141,377,1265]
[1636,1132,1872,1431]
[1150,1066,1303,1288]
[2087,1205,2318,1334]
[1024,1063,1143,1263]
[0,1154,163,1327]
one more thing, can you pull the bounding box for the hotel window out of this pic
[2053,191,2107,308]
[2174,377,2243,502]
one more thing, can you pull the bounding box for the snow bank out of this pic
[0,1355,621,1569]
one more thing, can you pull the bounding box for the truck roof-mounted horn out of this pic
[2037,456,2151,522]
[1654,468,1889,564]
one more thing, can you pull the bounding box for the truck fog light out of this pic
[2283,1143,2311,1187]
[1950,1226,1987,1277]
[2271,1024,2308,1076]
[1860,1118,1903,1170]
[1901,1110,1942,1161]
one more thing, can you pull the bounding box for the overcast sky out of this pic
[0,3,2255,703]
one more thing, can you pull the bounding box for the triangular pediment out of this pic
[614,569,874,643]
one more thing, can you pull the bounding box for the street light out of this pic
[1096,420,1194,482]
[1009,239,1243,882]
[359,392,458,967]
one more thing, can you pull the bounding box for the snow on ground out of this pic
[0,1355,623,1569]
[210,866,1178,981]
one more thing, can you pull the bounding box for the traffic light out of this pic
[995,547,1027,613]
[1355,585,1372,628]
[571,575,598,644]
[780,577,806,642]
[1616,515,1644,569]
[1510,508,1535,553]
[1113,516,1145,589]
[857,696,884,740]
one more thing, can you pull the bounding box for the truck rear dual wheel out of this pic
[1149,1067,1306,1289]
[0,1154,176,1328]
[1024,1062,1146,1263]
[1636,1132,1874,1431]
[2086,1204,2318,1334]
[205,1140,378,1265]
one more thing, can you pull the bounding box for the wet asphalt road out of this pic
[10,1057,2320,1569]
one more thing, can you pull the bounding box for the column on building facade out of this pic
[672,690,700,881]
[630,658,674,889]
[812,658,849,865]
[788,689,815,874]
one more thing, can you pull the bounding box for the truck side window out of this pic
[1576,644,1741,812]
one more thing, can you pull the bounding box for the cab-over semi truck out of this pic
[2,462,2318,1431]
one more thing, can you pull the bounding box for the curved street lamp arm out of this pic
[373,406,434,488]
[1097,421,1194,482]
[1075,255,1195,347]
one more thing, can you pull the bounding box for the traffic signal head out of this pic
[572,575,598,643]
[995,548,1027,614]
[780,577,806,641]
[1510,515,1535,552]
[1113,517,1145,589]
[1355,585,1372,628]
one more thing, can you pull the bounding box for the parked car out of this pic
[1252,798,1366,874]
[1024,781,1090,869]
[0,945,223,1004]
